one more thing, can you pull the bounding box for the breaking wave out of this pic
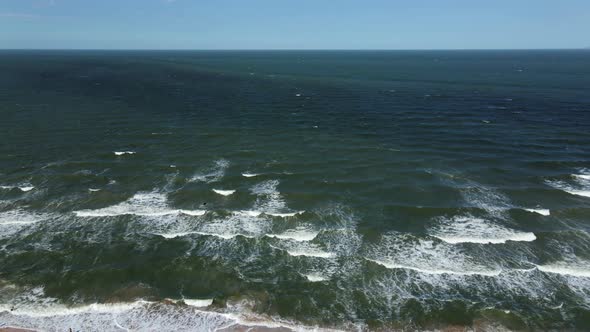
[430,215,536,244]
[73,191,206,217]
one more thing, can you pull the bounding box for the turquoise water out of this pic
[1,50,590,330]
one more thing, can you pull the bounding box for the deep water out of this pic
[1,50,590,330]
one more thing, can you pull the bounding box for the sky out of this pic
[1,0,589,50]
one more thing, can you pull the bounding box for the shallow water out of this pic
[1,50,590,330]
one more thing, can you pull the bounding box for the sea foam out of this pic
[430,216,536,244]
[212,189,236,196]
[73,191,206,217]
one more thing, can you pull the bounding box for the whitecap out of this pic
[573,174,590,181]
[537,263,590,278]
[73,191,206,218]
[430,216,536,244]
[179,209,207,216]
[250,180,287,214]
[113,151,135,156]
[235,210,262,217]
[367,258,502,277]
[212,189,236,196]
[303,273,328,282]
[157,232,197,239]
[18,186,35,192]
[191,159,229,183]
[547,176,590,198]
[182,299,213,307]
[365,233,503,278]
[157,231,249,240]
[0,185,35,192]
[88,188,101,192]
[0,209,46,226]
[285,249,335,259]
[266,211,305,217]
[524,208,550,216]
[265,228,319,242]
[241,173,259,178]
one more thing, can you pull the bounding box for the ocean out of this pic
[0,50,589,331]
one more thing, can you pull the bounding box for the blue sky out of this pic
[1,0,588,49]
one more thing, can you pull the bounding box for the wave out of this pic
[73,191,206,217]
[242,173,259,178]
[191,159,229,183]
[537,263,590,278]
[88,188,101,192]
[113,151,135,156]
[75,208,206,218]
[250,180,292,215]
[365,233,503,278]
[267,211,305,217]
[235,210,263,217]
[573,174,590,181]
[181,299,213,307]
[270,244,334,259]
[285,249,335,259]
[524,208,550,216]
[0,210,47,226]
[265,228,319,242]
[0,185,35,192]
[303,273,329,282]
[156,231,252,240]
[547,171,590,198]
[430,216,536,244]
[366,258,502,277]
[212,189,236,196]
[0,299,324,332]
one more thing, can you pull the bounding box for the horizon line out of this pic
[0,47,588,52]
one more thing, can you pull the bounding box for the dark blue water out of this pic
[1,50,590,331]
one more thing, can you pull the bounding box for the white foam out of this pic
[88,188,101,192]
[0,185,35,192]
[430,216,536,244]
[547,178,590,198]
[1,301,146,318]
[73,191,206,218]
[573,174,590,181]
[266,228,319,242]
[157,231,248,240]
[285,249,335,259]
[0,210,46,226]
[267,211,304,217]
[460,184,511,218]
[179,209,207,216]
[537,263,590,278]
[157,232,196,239]
[565,190,590,198]
[250,180,288,214]
[303,273,328,282]
[0,288,323,332]
[212,189,236,196]
[367,258,502,277]
[191,159,229,183]
[242,173,259,178]
[366,233,503,278]
[182,299,213,307]
[236,210,262,217]
[524,208,550,216]
[181,210,273,241]
[113,151,135,156]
